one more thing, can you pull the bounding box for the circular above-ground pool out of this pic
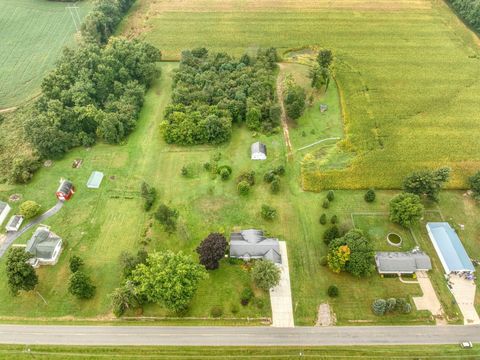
[387,233,403,247]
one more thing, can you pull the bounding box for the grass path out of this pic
[276,64,294,160]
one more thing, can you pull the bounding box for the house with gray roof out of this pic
[0,201,11,226]
[229,229,281,263]
[251,142,267,160]
[25,226,63,268]
[375,250,432,275]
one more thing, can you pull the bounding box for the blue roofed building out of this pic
[426,222,475,274]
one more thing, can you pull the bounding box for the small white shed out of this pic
[0,201,11,226]
[251,142,267,160]
[5,215,24,232]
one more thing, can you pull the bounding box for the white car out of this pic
[460,341,473,349]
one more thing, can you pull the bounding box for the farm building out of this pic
[56,179,74,201]
[5,215,23,232]
[251,142,267,160]
[0,201,11,226]
[229,229,281,263]
[25,226,63,268]
[375,251,432,275]
[87,171,104,189]
[426,222,475,274]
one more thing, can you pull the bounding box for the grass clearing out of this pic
[0,0,91,108]
[123,0,480,189]
[0,63,436,325]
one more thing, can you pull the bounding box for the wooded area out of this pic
[163,48,280,145]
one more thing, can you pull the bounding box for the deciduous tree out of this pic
[132,251,207,313]
[196,233,227,270]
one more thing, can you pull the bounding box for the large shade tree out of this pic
[251,260,281,291]
[132,251,207,313]
[403,167,450,202]
[389,193,424,227]
[6,248,38,296]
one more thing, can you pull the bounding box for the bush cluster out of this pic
[372,297,412,316]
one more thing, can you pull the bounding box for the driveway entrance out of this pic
[449,274,480,325]
[270,241,294,327]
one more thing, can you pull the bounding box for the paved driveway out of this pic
[449,274,480,325]
[0,201,64,258]
[413,271,445,325]
[269,241,294,327]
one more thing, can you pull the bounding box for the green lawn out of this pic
[122,0,480,189]
[0,0,91,108]
[1,344,480,359]
[0,62,437,325]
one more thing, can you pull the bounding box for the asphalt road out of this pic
[0,325,479,346]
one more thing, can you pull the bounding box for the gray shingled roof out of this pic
[26,227,62,260]
[230,229,281,263]
[375,251,432,274]
[251,142,266,155]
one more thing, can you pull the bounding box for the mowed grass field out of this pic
[120,0,480,189]
[1,63,473,325]
[0,344,479,360]
[0,0,91,109]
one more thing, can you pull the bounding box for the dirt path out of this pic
[276,63,294,160]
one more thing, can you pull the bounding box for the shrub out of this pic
[220,168,230,180]
[469,171,480,199]
[386,298,397,313]
[372,298,387,316]
[330,215,338,224]
[203,162,212,171]
[327,285,339,297]
[230,303,240,314]
[255,298,265,309]
[210,305,223,318]
[111,283,138,318]
[261,204,277,221]
[270,178,280,194]
[141,181,157,211]
[319,213,327,225]
[322,199,330,209]
[323,225,340,245]
[241,287,254,306]
[396,298,412,314]
[364,189,376,203]
[237,181,251,196]
[237,170,255,186]
[326,190,335,201]
[19,200,41,219]
[69,255,84,273]
[274,165,285,176]
[155,203,179,233]
[402,302,412,314]
[68,270,96,300]
[252,260,281,291]
[263,171,276,183]
[320,256,328,266]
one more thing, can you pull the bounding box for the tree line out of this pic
[162,48,280,145]
[81,0,137,44]
[448,0,480,34]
